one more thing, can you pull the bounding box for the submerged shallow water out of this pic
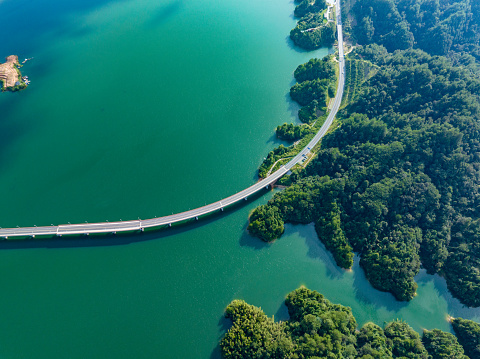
[0,0,479,358]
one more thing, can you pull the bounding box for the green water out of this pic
[0,0,479,357]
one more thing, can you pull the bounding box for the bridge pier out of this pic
[31,235,35,238]
[220,207,224,212]
[168,223,171,227]
[195,216,198,221]
[244,197,248,201]
[112,231,116,235]
[140,228,144,232]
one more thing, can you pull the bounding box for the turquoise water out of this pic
[0,0,318,227]
[0,0,479,358]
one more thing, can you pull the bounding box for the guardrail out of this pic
[0,0,345,239]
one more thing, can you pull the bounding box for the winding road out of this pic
[0,0,345,239]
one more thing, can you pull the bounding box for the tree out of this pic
[221,300,294,358]
[356,322,393,359]
[315,201,354,269]
[384,320,429,359]
[294,58,336,83]
[452,317,480,359]
[248,205,284,242]
[221,288,444,359]
[290,78,329,106]
[294,0,327,18]
[423,329,468,359]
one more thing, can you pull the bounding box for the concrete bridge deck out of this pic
[0,0,345,239]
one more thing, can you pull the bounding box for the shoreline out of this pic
[0,55,27,92]
[0,0,346,239]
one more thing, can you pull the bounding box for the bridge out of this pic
[0,0,345,239]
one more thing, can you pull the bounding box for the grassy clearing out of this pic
[342,55,378,107]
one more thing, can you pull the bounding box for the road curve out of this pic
[0,1,345,239]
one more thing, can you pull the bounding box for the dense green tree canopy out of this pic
[452,317,480,359]
[289,0,336,51]
[221,288,359,359]
[298,100,323,124]
[294,58,336,83]
[348,0,480,56]
[248,205,284,242]
[251,0,480,305]
[422,329,468,359]
[290,78,330,107]
[291,20,337,50]
[384,320,429,359]
[221,288,473,359]
[251,45,480,304]
[276,123,313,141]
[294,0,327,18]
[221,299,294,358]
[356,322,393,359]
[288,57,337,131]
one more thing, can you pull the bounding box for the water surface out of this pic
[0,0,479,358]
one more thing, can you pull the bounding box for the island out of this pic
[0,55,27,92]
[220,287,480,359]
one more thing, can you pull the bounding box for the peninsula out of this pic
[221,287,480,359]
[248,0,480,308]
[0,55,27,92]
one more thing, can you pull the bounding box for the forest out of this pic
[251,46,480,304]
[220,287,479,359]
[290,0,337,50]
[276,123,313,141]
[289,57,336,116]
[256,57,337,178]
[249,0,480,306]
[225,0,480,355]
[347,0,480,58]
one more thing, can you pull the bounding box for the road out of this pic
[0,0,345,239]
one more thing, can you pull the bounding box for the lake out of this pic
[0,0,479,357]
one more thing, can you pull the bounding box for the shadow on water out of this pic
[249,131,293,182]
[210,315,232,359]
[146,0,184,29]
[265,132,292,149]
[239,227,270,250]
[285,36,311,54]
[275,301,290,322]
[328,46,337,56]
[284,35,334,61]
[298,223,345,280]
[0,186,272,250]
[415,270,480,322]
[351,254,409,312]
[24,55,56,77]
[251,166,263,182]
[210,342,222,359]
[285,90,302,122]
